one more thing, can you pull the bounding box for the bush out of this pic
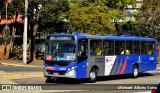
[12,45,23,59]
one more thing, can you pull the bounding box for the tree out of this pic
[69,0,135,35]
[0,0,24,58]
[9,0,24,58]
[69,5,116,35]
[137,0,160,38]
[41,0,70,33]
[27,0,70,61]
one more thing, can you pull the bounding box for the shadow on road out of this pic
[97,73,153,82]
[45,73,154,84]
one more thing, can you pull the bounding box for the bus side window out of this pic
[148,42,154,54]
[96,41,102,55]
[115,41,125,55]
[90,41,96,56]
[103,40,114,55]
[90,40,102,56]
[120,48,125,54]
[141,42,147,54]
[126,41,132,55]
[134,41,140,54]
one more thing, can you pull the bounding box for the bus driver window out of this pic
[78,46,85,56]
[78,39,88,57]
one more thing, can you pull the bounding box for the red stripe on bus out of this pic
[120,58,127,74]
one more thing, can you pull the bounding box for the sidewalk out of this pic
[0,59,43,68]
[157,64,160,69]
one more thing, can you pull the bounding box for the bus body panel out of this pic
[86,56,105,78]
[86,54,157,77]
[44,62,77,78]
[105,55,131,75]
[76,60,87,79]
[43,33,158,81]
[123,54,157,73]
[141,54,157,71]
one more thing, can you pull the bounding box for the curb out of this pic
[157,67,160,69]
[0,62,43,68]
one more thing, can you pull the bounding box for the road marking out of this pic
[147,70,160,73]
[130,91,151,93]
[115,77,160,84]
[91,77,160,84]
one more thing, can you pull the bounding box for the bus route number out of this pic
[149,57,154,60]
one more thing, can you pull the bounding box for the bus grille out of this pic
[45,61,71,66]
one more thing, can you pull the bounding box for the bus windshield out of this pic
[45,42,76,61]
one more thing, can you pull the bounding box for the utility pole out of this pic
[23,0,28,65]
[6,0,8,26]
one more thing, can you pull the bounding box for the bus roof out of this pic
[47,33,157,42]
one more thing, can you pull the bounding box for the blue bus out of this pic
[43,33,158,83]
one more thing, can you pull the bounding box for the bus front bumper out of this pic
[43,69,76,78]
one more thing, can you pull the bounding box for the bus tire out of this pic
[88,69,97,83]
[132,65,139,78]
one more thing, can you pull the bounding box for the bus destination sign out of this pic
[50,36,73,40]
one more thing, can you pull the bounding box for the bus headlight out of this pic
[67,66,75,72]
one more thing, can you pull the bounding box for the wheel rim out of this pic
[134,68,138,76]
[90,71,96,79]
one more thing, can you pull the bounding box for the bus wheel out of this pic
[132,65,139,78]
[88,69,97,83]
[45,77,55,83]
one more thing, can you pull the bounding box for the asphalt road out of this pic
[0,64,160,93]
[12,69,160,84]
[11,69,160,93]
[0,64,159,84]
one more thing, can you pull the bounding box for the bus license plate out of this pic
[53,73,59,75]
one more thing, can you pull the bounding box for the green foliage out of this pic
[42,0,69,23]
[40,0,69,33]
[69,6,114,35]
[69,0,135,35]
[0,0,24,20]
[137,0,160,37]
[12,45,23,59]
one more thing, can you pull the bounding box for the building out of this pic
[0,0,23,25]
